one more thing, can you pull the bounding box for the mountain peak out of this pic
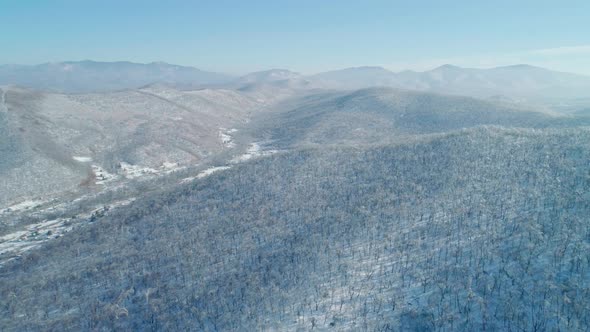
[431,64,463,71]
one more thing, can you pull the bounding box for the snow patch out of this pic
[219,128,238,148]
[0,217,73,261]
[0,198,136,266]
[181,166,232,183]
[179,141,279,184]
[162,161,179,170]
[0,231,28,243]
[231,143,279,163]
[1,200,45,215]
[119,162,159,179]
[92,165,117,185]
[73,156,92,162]
[197,166,231,179]
[92,161,183,185]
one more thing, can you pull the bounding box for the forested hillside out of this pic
[4,2,590,331]
[252,87,589,149]
[1,126,589,331]
[0,84,280,207]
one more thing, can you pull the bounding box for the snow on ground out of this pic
[181,142,281,184]
[162,161,178,170]
[1,139,282,264]
[231,143,261,163]
[92,161,184,186]
[0,89,7,113]
[0,198,136,267]
[219,128,237,148]
[180,176,196,184]
[160,161,184,174]
[0,231,28,244]
[181,166,231,183]
[231,143,279,163]
[73,156,92,162]
[119,161,184,179]
[120,162,160,179]
[197,166,231,179]
[92,165,118,185]
[1,200,45,215]
[0,217,74,265]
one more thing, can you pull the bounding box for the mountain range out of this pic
[311,64,590,99]
[3,61,590,101]
[1,60,590,331]
[0,61,232,93]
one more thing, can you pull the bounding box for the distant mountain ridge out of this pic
[0,60,233,93]
[312,64,590,99]
[1,60,590,100]
[2,67,590,331]
[234,68,302,84]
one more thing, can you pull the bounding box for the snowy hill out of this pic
[251,86,588,149]
[2,69,590,331]
[0,84,271,207]
[1,127,589,331]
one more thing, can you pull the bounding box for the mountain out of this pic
[234,69,303,84]
[0,84,269,208]
[223,69,314,103]
[395,64,590,99]
[2,84,577,210]
[310,66,398,90]
[0,61,233,93]
[2,61,590,101]
[251,86,586,149]
[1,126,589,331]
[2,72,590,331]
[309,64,590,100]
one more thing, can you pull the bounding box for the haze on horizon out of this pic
[1,0,590,75]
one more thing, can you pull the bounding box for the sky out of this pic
[1,0,590,75]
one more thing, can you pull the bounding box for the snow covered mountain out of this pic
[2,126,590,331]
[2,61,590,101]
[1,64,590,331]
[310,64,590,100]
[0,61,233,93]
[0,84,281,208]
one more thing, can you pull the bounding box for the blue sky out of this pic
[1,0,590,74]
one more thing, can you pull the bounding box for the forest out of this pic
[1,126,589,331]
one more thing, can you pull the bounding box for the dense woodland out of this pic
[254,87,590,149]
[1,126,589,331]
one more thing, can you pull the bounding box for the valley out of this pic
[1,126,589,330]
[3,1,590,330]
[1,62,590,331]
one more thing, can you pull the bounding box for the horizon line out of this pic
[2,60,588,77]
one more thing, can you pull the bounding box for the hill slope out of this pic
[1,127,589,331]
[0,85,266,207]
[253,87,581,148]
